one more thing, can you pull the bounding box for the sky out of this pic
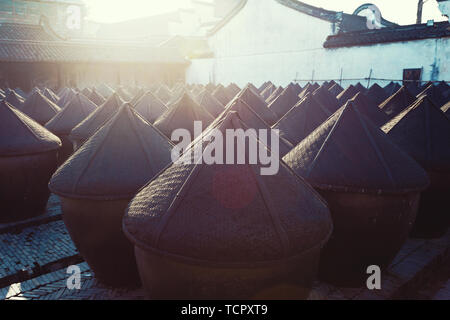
[85,0,447,25]
[85,0,191,23]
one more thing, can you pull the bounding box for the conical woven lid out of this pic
[70,93,124,142]
[212,84,232,105]
[405,83,422,96]
[43,88,59,103]
[81,87,92,97]
[260,84,275,100]
[155,85,172,104]
[226,83,241,97]
[382,95,450,172]
[417,84,449,108]
[6,88,25,99]
[420,81,433,90]
[322,81,333,90]
[5,90,25,109]
[379,86,415,119]
[21,91,61,125]
[351,92,389,127]
[123,111,332,264]
[45,93,97,135]
[0,101,61,156]
[298,83,315,100]
[213,98,293,157]
[273,93,332,146]
[235,85,278,125]
[57,88,76,108]
[312,85,340,113]
[134,91,168,123]
[57,87,69,97]
[354,82,367,94]
[196,89,224,118]
[266,86,283,104]
[115,87,132,102]
[247,83,260,94]
[384,82,401,97]
[320,81,329,90]
[49,104,173,200]
[130,88,146,106]
[154,93,214,140]
[367,83,388,105]
[16,88,28,98]
[191,85,204,97]
[268,84,301,120]
[328,83,343,97]
[88,89,106,106]
[436,81,449,93]
[435,82,450,106]
[205,83,216,93]
[283,101,430,194]
[96,83,114,98]
[442,101,450,117]
[167,87,185,107]
[336,85,359,105]
[258,81,271,93]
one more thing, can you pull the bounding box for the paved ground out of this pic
[0,220,79,282]
[1,263,145,300]
[0,195,448,300]
[308,230,450,300]
[432,280,450,300]
[2,230,448,300]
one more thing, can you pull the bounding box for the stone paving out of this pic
[1,230,448,300]
[308,230,450,300]
[0,220,78,282]
[432,280,450,300]
[0,195,448,300]
[1,262,146,300]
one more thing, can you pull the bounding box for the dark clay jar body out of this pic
[60,197,140,287]
[317,190,420,287]
[0,150,58,222]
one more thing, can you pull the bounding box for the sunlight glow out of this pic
[85,0,193,23]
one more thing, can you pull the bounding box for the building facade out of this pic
[0,0,85,37]
[186,0,450,88]
[0,22,188,91]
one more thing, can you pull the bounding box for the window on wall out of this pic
[403,68,422,86]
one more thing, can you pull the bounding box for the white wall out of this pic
[186,58,215,84]
[319,37,450,88]
[187,0,334,87]
[186,0,450,87]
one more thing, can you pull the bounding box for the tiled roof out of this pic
[0,23,57,41]
[324,21,450,48]
[275,0,398,32]
[276,0,342,22]
[208,0,379,35]
[0,23,187,64]
[208,0,247,35]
